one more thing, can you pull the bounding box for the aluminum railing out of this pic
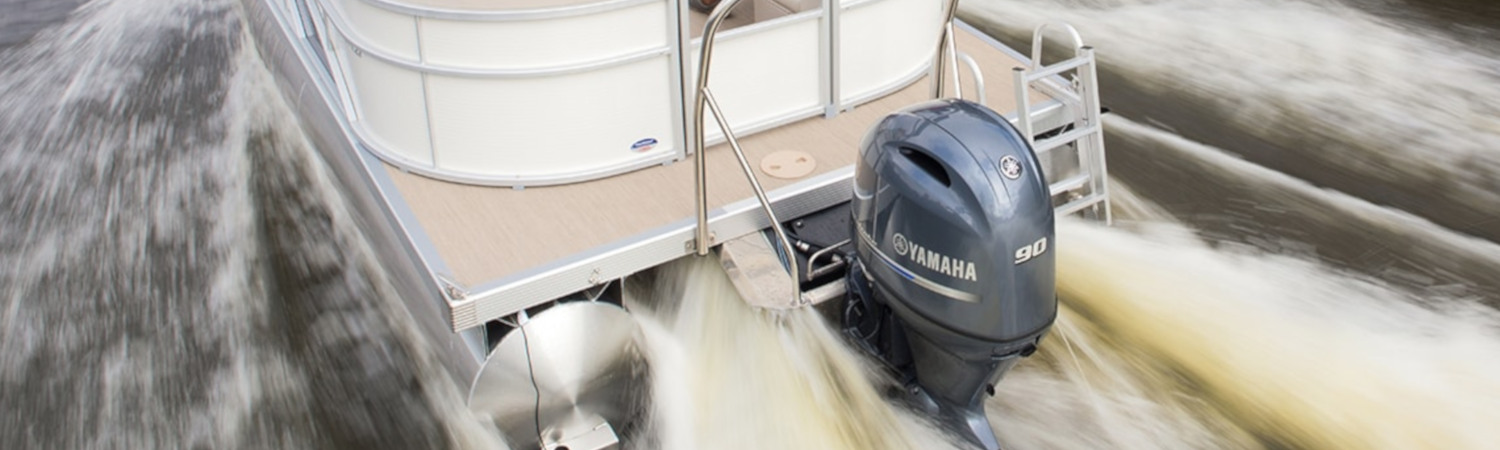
[692,0,805,306]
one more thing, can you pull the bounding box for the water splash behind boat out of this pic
[1041,218,1500,449]
[627,256,964,450]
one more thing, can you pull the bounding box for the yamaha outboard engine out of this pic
[844,99,1056,449]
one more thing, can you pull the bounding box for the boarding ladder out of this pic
[937,19,1112,224]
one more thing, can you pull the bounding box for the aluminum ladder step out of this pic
[1012,22,1112,224]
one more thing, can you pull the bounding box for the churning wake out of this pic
[626,257,964,450]
[616,206,1500,449]
[947,7,1500,444]
[1047,217,1500,449]
[984,114,1500,448]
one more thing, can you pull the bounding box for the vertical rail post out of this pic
[1013,67,1033,144]
[822,0,841,118]
[1078,46,1111,224]
[931,0,961,99]
[692,0,745,256]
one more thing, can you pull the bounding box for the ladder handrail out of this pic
[692,0,804,306]
[1029,22,1085,70]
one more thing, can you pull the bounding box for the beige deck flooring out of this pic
[386,28,1034,286]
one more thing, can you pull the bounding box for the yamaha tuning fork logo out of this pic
[1000,155,1022,179]
[892,233,910,256]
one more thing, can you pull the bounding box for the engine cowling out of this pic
[850,98,1056,449]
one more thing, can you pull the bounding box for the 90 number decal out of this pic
[1014,237,1048,265]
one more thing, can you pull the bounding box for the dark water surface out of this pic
[0,0,472,447]
[1375,0,1500,47]
[0,0,87,50]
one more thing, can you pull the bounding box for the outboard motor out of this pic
[844,99,1056,449]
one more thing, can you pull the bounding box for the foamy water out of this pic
[985,113,1500,448]
[617,203,1500,449]
[627,258,963,450]
[1050,218,1500,448]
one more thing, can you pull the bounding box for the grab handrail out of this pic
[957,51,985,106]
[1030,22,1084,70]
[692,0,737,256]
[692,0,804,305]
[931,0,961,98]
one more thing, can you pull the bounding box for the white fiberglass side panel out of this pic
[336,0,420,60]
[424,56,676,178]
[346,49,435,166]
[419,1,668,70]
[840,0,940,104]
[690,16,822,142]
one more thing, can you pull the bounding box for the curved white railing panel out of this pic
[359,0,651,18]
[419,1,668,69]
[337,0,421,60]
[313,0,681,185]
[425,56,678,178]
[839,0,940,104]
[306,0,933,186]
[345,47,436,165]
[690,14,823,143]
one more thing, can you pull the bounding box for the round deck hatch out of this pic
[760,150,817,179]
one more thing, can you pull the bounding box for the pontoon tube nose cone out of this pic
[469,302,646,450]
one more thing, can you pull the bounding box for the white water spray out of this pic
[628,257,964,450]
[1051,217,1500,448]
